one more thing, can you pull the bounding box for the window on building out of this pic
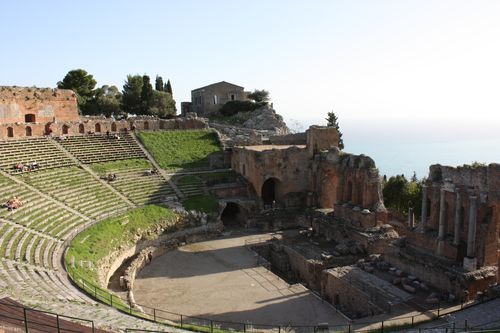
[213,95,218,104]
[25,114,36,123]
[231,94,235,101]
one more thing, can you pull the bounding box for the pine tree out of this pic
[155,75,164,91]
[140,75,153,114]
[165,79,173,96]
[326,111,344,150]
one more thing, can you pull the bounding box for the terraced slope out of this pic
[0,137,75,174]
[23,167,130,220]
[58,132,145,164]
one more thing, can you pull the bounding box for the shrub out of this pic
[219,100,261,116]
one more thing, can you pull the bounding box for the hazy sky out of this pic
[1,0,499,175]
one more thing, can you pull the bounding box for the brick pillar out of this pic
[463,195,478,271]
[436,188,446,256]
[453,191,462,246]
[420,185,428,233]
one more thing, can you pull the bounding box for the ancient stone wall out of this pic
[0,86,79,124]
[321,267,384,318]
[269,132,306,145]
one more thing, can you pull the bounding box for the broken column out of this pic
[420,185,427,233]
[436,188,446,255]
[463,195,477,271]
[453,191,462,246]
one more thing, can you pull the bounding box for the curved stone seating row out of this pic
[0,260,87,303]
[105,167,177,205]
[171,174,206,198]
[24,167,130,219]
[0,137,75,174]
[58,133,145,164]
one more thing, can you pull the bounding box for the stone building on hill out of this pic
[188,81,248,116]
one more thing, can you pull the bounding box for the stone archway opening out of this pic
[62,124,69,135]
[79,124,85,134]
[261,177,282,205]
[7,127,14,138]
[144,121,149,130]
[221,202,247,227]
[25,126,32,137]
[111,122,117,132]
[95,123,101,133]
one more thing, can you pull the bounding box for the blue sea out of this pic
[345,138,500,180]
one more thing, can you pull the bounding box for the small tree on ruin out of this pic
[326,111,344,150]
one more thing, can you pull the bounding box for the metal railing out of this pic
[0,300,95,333]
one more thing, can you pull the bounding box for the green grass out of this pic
[90,158,151,175]
[137,130,222,170]
[65,205,176,282]
[182,195,219,213]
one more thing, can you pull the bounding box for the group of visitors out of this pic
[105,131,121,140]
[4,196,23,210]
[145,169,158,176]
[106,173,117,182]
[13,161,39,172]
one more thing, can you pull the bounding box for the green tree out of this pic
[141,75,154,114]
[57,69,97,113]
[89,85,123,117]
[247,89,270,104]
[155,75,164,91]
[149,90,176,118]
[121,75,143,114]
[383,173,423,217]
[326,111,345,150]
[165,79,173,96]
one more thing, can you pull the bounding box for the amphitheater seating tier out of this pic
[171,174,206,198]
[0,137,75,174]
[24,167,130,220]
[105,166,177,205]
[58,133,145,164]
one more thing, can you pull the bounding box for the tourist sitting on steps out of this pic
[5,196,23,210]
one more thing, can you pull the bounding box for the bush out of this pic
[219,100,261,116]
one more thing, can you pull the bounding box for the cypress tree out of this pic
[165,79,173,96]
[326,111,344,150]
[155,75,164,91]
[140,75,153,114]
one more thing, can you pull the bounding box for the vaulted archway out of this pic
[25,126,32,137]
[261,177,282,205]
[221,202,247,227]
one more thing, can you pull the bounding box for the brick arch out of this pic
[62,124,69,135]
[95,123,101,133]
[25,126,32,137]
[79,124,85,134]
[261,177,283,205]
[143,121,149,130]
[7,127,14,138]
[111,122,117,132]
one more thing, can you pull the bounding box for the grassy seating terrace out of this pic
[23,167,130,220]
[137,129,222,171]
[0,137,75,174]
[58,132,145,164]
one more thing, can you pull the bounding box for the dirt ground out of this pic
[133,230,349,327]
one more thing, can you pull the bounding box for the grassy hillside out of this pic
[65,205,176,282]
[137,129,222,170]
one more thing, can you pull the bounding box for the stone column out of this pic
[436,188,446,256]
[463,195,478,271]
[420,185,428,233]
[408,207,414,228]
[453,191,462,246]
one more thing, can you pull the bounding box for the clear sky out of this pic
[1,1,499,176]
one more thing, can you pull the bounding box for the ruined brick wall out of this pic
[0,86,78,125]
[269,132,307,145]
[231,146,311,204]
[313,149,387,225]
[306,126,339,156]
